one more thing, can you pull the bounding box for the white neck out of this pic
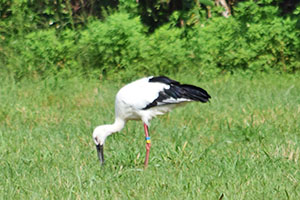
[109,117,126,133]
[93,117,126,145]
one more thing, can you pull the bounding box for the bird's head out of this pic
[92,125,112,146]
[92,125,112,165]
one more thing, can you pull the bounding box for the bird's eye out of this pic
[94,137,99,144]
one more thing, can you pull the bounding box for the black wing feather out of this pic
[149,76,180,85]
[143,76,211,110]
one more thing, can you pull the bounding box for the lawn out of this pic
[1,74,299,199]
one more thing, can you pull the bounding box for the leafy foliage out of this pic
[77,13,146,79]
[142,25,189,75]
[4,29,78,79]
[188,17,246,74]
[0,0,299,80]
[0,0,120,35]
[77,13,192,79]
[187,1,300,74]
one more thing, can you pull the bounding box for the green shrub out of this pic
[1,2,299,81]
[5,28,78,79]
[142,25,189,75]
[78,13,146,78]
[187,1,300,75]
[188,17,249,75]
[245,17,300,72]
[235,0,300,72]
[234,0,280,24]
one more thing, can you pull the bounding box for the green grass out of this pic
[1,74,300,199]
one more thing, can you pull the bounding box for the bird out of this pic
[92,76,211,167]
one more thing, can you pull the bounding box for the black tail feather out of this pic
[181,84,211,103]
[144,76,211,110]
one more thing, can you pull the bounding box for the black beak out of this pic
[96,144,104,165]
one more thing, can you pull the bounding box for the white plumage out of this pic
[115,77,188,124]
[93,76,211,167]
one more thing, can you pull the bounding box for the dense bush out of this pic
[4,29,77,79]
[143,25,189,75]
[77,13,146,78]
[245,17,300,72]
[78,14,192,78]
[235,1,300,72]
[1,1,299,80]
[187,1,300,75]
[188,17,247,75]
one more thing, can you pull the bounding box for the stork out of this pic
[92,76,211,167]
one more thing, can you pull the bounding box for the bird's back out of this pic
[114,77,168,120]
[114,76,211,124]
[116,77,168,109]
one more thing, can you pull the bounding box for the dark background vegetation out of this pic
[0,0,299,80]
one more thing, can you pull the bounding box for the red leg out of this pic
[143,123,151,168]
